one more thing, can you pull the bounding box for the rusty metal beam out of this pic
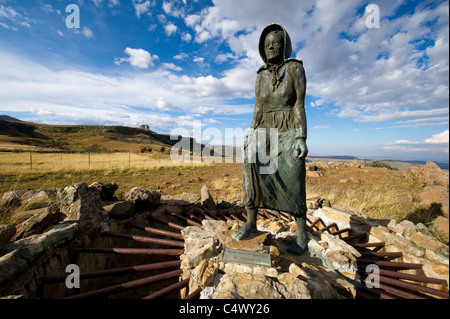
[100,231,184,248]
[262,210,272,219]
[149,215,185,231]
[185,288,202,299]
[359,251,403,258]
[142,278,190,299]
[318,222,337,233]
[330,228,351,236]
[357,259,423,269]
[195,209,219,221]
[170,212,202,227]
[229,214,243,222]
[341,232,367,242]
[65,269,183,299]
[221,214,233,221]
[359,269,449,298]
[182,211,203,224]
[360,274,427,299]
[127,224,184,240]
[40,260,181,284]
[307,218,321,231]
[73,247,183,256]
[357,265,448,286]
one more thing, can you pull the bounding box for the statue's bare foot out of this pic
[232,222,258,240]
[287,241,306,255]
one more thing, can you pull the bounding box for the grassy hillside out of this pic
[0,119,194,153]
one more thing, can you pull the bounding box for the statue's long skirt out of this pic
[242,128,306,218]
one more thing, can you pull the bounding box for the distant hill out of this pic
[309,155,358,160]
[309,155,448,171]
[0,119,200,153]
[0,115,22,122]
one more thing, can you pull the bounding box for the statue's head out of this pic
[259,23,292,65]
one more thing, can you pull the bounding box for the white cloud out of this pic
[92,0,104,6]
[384,130,449,155]
[203,118,219,124]
[181,32,192,42]
[0,49,252,133]
[132,0,152,18]
[184,0,448,127]
[164,22,178,36]
[114,48,159,69]
[173,53,188,60]
[155,96,181,111]
[193,56,204,63]
[82,26,94,39]
[312,125,331,129]
[185,6,239,44]
[185,14,200,27]
[425,130,449,144]
[0,4,31,30]
[161,63,182,72]
[162,0,185,18]
[109,0,120,7]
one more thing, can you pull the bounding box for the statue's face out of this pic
[264,31,284,64]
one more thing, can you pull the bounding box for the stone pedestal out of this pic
[180,218,359,299]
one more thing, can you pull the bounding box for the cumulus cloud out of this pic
[384,130,449,155]
[114,48,159,69]
[0,49,251,133]
[181,0,448,127]
[164,22,178,36]
[425,130,449,144]
[162,0,185,18]
[132,0,152,18]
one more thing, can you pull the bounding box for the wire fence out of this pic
[0,151,200,173]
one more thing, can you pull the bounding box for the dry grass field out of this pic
[0,151,429,225]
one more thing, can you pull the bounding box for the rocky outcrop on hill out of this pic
[407,162,449,241]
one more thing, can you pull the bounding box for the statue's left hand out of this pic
[294,139,308,159]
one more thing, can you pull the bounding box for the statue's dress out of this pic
[242,24,307,218]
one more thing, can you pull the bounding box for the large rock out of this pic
[307,232,359,281]
[12,205,62,241]
[369,226,425,257]
[124,187,161,211]
[0,222,78,293]
[103,201,135,219]
[57,183,107,232]
[180,226,218,269]
[88,182,119,201]
[200,185,216,210]
[408,162,449,187]
[419,186,448,206]
[215,272,311,299]
[313,207,372,233]
[0,225,15,249]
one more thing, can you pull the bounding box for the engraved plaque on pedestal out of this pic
[221,248,271,267]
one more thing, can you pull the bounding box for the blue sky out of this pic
[0,0,448,162]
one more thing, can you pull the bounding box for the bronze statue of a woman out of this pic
[232,23,308,255]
